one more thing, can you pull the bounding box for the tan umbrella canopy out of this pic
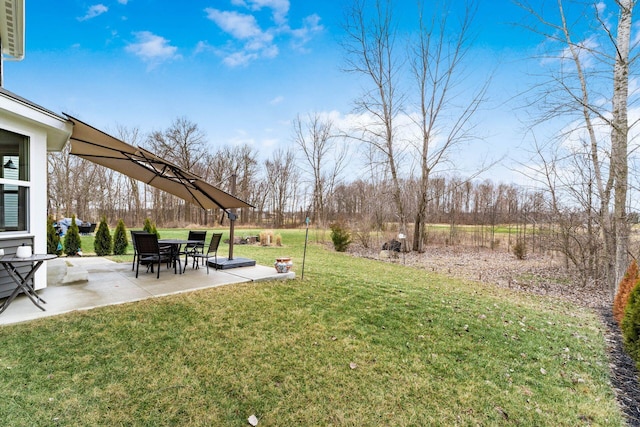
[64,114,253,210]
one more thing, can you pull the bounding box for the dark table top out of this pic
[158,239,202,245]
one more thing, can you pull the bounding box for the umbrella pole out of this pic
[228,213,235,260]
[228,174,237,261]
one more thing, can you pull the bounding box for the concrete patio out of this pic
[0,256,294,326]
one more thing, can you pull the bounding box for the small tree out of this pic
[622,281,640,366]
[63,215,82,256]
[143,217,153,233]
[143,217,160,238]
[330,222,352,252]
[113,219,128,255]
[47,216,62,255]
[94,217,112,256]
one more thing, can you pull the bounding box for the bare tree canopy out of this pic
[342,0,491,251]
[517,0,637,296]
[294,112,348,226]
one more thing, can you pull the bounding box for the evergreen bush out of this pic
[47,216,62,255]
[143,218,153,233]
[143,217,160,238]
[330,222,352,252]
[614,260,639,325]
[113,219,128,255]
[63,215,82,256]
[622,281,640,366]
[94,217,112,256]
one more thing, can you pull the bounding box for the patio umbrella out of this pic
[64,114,253,210]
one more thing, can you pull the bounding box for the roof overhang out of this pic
[0,87,71,150]
[0,0,25,60]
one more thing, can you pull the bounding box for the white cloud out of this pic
[125,31,181,68]
[290,14,323,51]
[205,9,264,40]
[204,2,321,67]
[78,4,108,21]
[540,34,600,70]
[194,40,214,55]
[229,129,256,146]
[223,50,259,67]
[205,8,279,66]
[117,0,129,4]
[270,95,284,105]
[231,0,290,24]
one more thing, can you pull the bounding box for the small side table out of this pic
[0,254,57,314]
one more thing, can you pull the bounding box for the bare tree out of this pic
[409,0,489,252]
[265,148,298,228]
[114,125,144,225]
[47,143,100,220]
[611,0,634,294]
[147,117,209,224]
[518,0,637,296]
[342,0,408,231]
[293,112,348,226]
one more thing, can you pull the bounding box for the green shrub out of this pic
[330,222,352,252]
[143,218,153,233]
[94,217,112,256]
[113,219,129,255]
[143,217,160,238]
[622,280,640,366]
[47,216,62,255]
[63,215,82,256]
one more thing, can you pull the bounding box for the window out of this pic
[0,130,29,232]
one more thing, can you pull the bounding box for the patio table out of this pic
[0,254,57,314]
[158,239,201,274]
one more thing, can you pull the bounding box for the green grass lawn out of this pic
[1,229,625,426]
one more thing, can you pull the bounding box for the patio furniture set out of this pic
[0,230,223,316]
[131,230,222,279]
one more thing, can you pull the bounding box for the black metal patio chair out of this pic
[181,230,207,272]
[191,233,223,274]
[135,233,172,278]
[130,230,150,271]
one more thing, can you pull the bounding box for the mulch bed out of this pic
[347,244,640,425]
[600,310,640,426]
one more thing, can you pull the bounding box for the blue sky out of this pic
[6,1,555,183]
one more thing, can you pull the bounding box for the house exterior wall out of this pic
[0,92,71,295]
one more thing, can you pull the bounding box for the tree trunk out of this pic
[612,0,634,297]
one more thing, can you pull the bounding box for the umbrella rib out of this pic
[135,151,209,209]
